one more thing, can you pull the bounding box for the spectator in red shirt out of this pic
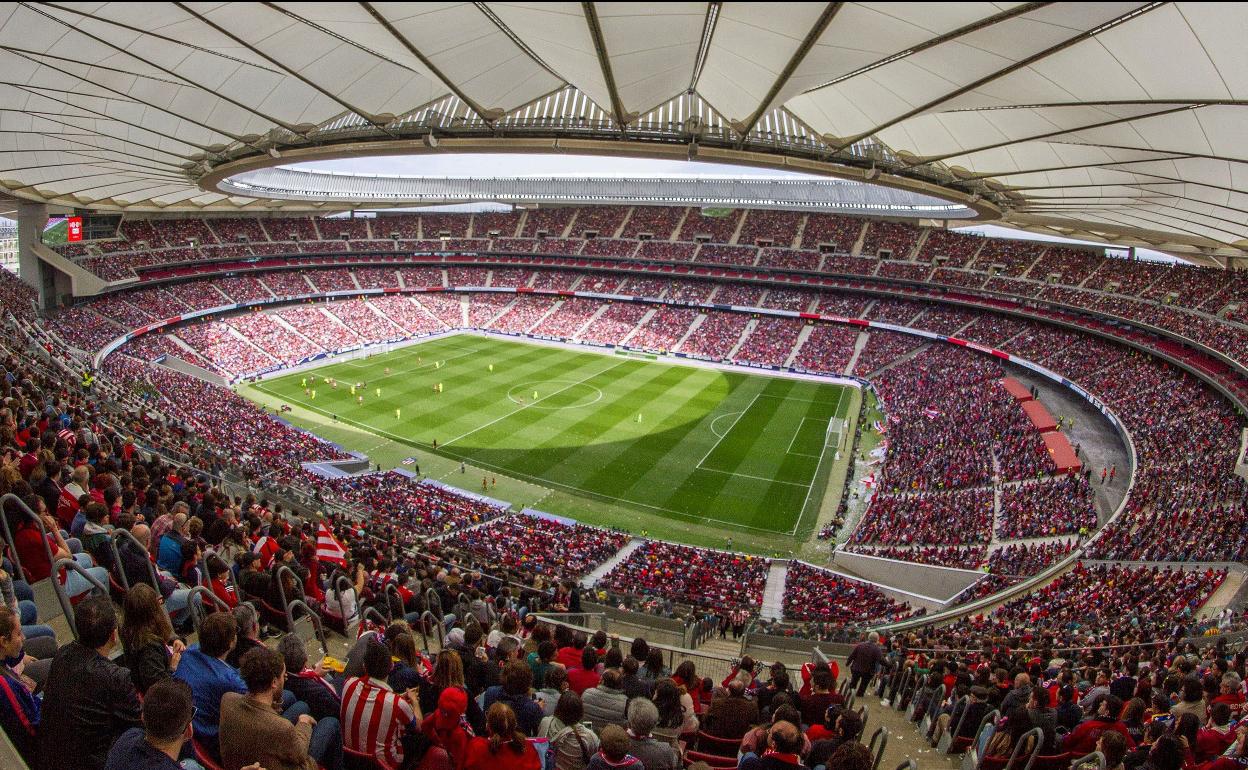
[567,649,601,696]
[421,687,471,770]
[463,703,540,770]
[1195,703,1237,763]
[1062,694,1135,755]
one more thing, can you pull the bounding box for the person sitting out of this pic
[173,610,246,760]
[986,708,1041,760]
[464,702,542,770]
[625,698,679,770]
[567,647,601,696]
[539,691,600,770]
[740,720,808,770]
[103,678,195,770]
[704,678,759,739]
[930,685,992,748]
[279,633,341,722]
[0,604,40,763]
[119,583,185,695]
[1196,702,1237,763]
[35,594,142,770]
[536,663,568,717]
[482,659,543,736]
[1062,695,1135,755]
[155,512,187,575]
[220,645,344,770]
[342,636,420,767]
[419,686,472,770]
[582,668,629,728]
[585,724,642,770]
[806,706,862,768]
[226,603,265,669]
[799,667,841,728]
[822,742,872,770]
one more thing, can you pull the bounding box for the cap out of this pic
[436,687,468,727]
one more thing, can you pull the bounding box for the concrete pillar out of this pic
[15,199,53,312]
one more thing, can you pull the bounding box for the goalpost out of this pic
[826,416,849,460]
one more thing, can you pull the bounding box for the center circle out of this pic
[507,380,604,410]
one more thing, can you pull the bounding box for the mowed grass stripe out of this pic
[246,334,855,535]
[535,364,716,494]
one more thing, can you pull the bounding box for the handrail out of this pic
[382,582,402,624]
[0,493,57,583]
[273,564,328,656]
[330,571,358,633]
[287,598,330,657]
[868,727,888,770]
[945,695,972,751]
[1058,752,1104,770]
[109,527,161,593]
[52,557,108,639]
[185,585,232,633]
[425,587,444,624]
[415,610,440,651]
[992,727,1044,770]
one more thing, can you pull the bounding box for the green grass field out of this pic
[240,334,858,552]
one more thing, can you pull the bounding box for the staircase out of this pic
[843,331,870,376]
[582,538,646,589]
[760,560,790,621]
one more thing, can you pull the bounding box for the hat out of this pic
[446,628,465,648]
[436,687,468,728]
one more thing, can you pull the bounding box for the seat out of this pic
[1028,753,1074,770]
[695,731,742,758]
[344,745,393,770]
[192,738,225,770]
[685,750,738,769]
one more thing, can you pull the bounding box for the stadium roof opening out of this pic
[220,153,976,217]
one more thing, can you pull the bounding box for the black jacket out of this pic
[36,642,142,770]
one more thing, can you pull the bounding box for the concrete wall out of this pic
[832,550,982,604]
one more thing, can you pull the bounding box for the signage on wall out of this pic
[66,216,83,242]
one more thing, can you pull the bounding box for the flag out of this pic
[862,474,877,489]
[401,457,416,466]
[923,407,941,419]
[316,522,348,567]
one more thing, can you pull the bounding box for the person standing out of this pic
[846,631,883,697]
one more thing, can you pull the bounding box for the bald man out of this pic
[740,721,807,770]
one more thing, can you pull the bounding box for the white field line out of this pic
[439,359,629,447]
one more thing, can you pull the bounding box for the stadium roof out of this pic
[0,2,1245,262]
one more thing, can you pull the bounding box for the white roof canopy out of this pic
[0,2,1244,259]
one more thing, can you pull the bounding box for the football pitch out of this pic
[241,334,857,550]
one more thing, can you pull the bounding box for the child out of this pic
[587,725,643,770]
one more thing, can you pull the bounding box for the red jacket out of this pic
[1061,718,1135,756]
[567,667,601,695]
[463,737,540,770]
[1196,726,1237,763]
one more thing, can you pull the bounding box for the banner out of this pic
[66,216,83,242]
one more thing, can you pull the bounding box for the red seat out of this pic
[1028,753,1073,770]
[685,750,738,769]
[192,738,225,770]
[695,731,742,758]
[344,745,394,770]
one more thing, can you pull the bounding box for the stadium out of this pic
[0,3,1245,770]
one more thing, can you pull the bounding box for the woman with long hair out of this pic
[464,703,541,770]
[652,678,698,734]
[119,582,184,694]
[388,632,425,694]
[420,649,485,734]
[672,661,704,711]
[538,691,599,770]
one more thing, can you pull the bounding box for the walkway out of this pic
[760,560,790,620]
[581,538,646,589]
